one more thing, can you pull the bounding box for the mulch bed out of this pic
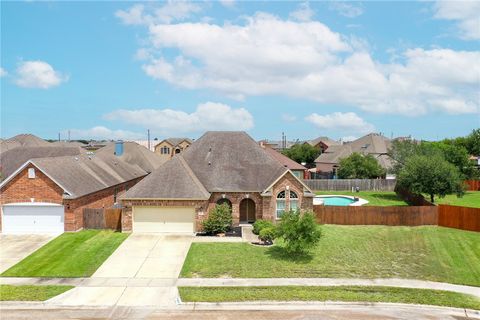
[196,226,242,238]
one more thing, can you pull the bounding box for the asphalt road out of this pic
[1,305,478,320]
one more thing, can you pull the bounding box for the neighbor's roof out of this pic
[123,155,210,200]
[0,134,52,154]
[314,133,392,169]
[95,141,164,173]
[0,146,82,181]
[50,141,87,148]
[19,154,147,199]
[307,136,341,147]
[263,146,306,171]
[156,137,193,148]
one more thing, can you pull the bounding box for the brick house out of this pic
[0,153,147,233]
[121,131,314,233]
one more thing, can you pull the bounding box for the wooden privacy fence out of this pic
[83,208,122,230]
[438,205,480,232]
[465,180,480,191]
[314,205,438,226]
[304,179,396,191]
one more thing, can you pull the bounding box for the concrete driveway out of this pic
[92,233,192,278]
[0,234,55,273]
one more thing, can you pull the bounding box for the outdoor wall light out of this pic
[222,194,226,199]
[246,194,250,198]
[286,185,290,191]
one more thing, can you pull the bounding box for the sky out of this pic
[1,0,479,142]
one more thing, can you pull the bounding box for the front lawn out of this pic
[0,285,73,301]
[315,191,407,206]
[1,230,128,277]
[432,191,480,208]
[178,286,480,310]
[181,225,480,286]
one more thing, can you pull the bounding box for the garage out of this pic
[133,206,195,233]
[1,202,64,234]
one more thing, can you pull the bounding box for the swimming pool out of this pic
[313,195,367,206]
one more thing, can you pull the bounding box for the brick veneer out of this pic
[120,171,314,233]
[0,164,145,232]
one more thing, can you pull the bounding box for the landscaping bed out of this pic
[196,226,242,238]
[181,225,480,286]
[178,286,480,310]
[315,191,408,206]
[0,285,73,301]
[1,230,128,278]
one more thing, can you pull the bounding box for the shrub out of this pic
[252,219,274,235]
[202,203,232,234]
[259,227,277,245]
[276,210,322,255]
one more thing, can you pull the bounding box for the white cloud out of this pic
[329,2,364,18]
[281,113,297,122]
[69,126,144,140]
[289,2,315,22]
[434,1,480,40]
[104,102,254,135]
[115,1,201,25]
[306,112,375,135]
[0,67,7,77]
[341,136,357,142]
[219,0,235,8]
[15,61,67,89]
[121,9,479,116]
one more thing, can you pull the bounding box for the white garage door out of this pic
[133,206,195,233]
[2,203,64,234]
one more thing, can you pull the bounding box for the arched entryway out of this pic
[239,198,256,223]
[216,198,232,210]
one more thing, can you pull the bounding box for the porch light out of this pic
[286,185,290,191]
[222,194,226,199]
[246,194,250,199]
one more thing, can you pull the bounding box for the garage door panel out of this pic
[133,207,195,233]
[2,204,64,234]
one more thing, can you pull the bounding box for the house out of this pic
[95,141,164,173]
[258,139,300,151]
[260,143,307,179]
[0,134,51,154]
[0,153,147,234]
[314,133,393,177]
[121,131,314,233]
[306,136,341,153]
[154,138,193,163]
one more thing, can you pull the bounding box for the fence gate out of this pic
[83,208,106,229]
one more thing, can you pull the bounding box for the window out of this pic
[289,191,298,211]
[276,190,286,218]
[28,168,36,179]
[175,148,181,154]
[160,146,170,155]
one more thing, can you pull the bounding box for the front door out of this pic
[239,198,256,223]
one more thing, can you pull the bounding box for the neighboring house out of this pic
[154,138,193,163]
[0,134,51,154]
[96,141,164,173]
[261,144,307,179]
[258,139,301,151]
[306,136,341,153]
[121,131,314,234]
[314,133,392,176]
[0,146,83,181]
[0,153,147,234]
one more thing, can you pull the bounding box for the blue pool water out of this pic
[319,196,355,206]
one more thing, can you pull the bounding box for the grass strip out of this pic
[0,285,73,301]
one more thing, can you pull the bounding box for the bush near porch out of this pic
[180,225,480,287]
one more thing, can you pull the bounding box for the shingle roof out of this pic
[161,138,193,147]
[28,154,147,199]
[5,134,50,147]
[307,136,341,147]
[124,131,289,199]
[123,155,210,199]
[95,142,164,173]
[263,146,307,171]
[0,146,82,181]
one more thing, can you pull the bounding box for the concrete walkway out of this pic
[2,277,479,298]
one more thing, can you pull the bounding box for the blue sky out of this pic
[1,1,479,142]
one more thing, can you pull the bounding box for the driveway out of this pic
[92,233,192,278]
[0,234,54,273]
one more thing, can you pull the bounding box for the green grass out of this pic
[432,191,480,208]
[180,225,480,286]
[0,285,73,301]
[315,191,408,206]
[1,230,128,278]
[178,286,480,310]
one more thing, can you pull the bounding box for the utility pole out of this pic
[58,132,61,142]
[68,130,71,142]
[147,129,151,151]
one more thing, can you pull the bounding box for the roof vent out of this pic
[74,157,79,161]
[209,147,212,152]
[208,161,211,166]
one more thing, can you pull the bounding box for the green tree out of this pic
[202,203,232,234]
[276,210,322,255]
[396,155,464,203]
[337,152,385,179]
[282,144,321,165]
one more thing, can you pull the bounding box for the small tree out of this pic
[397,155,464,203]
[202,203,232,234]
[259,227,276,245]
[337,152,385,179]
[276,210,322,255]
[282,144,321,165]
